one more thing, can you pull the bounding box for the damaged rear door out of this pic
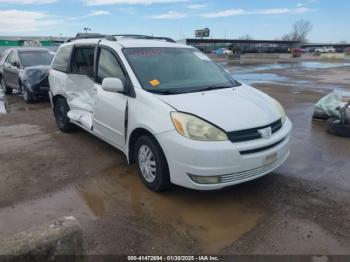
[93,47,128,149]
[65,45,97,130]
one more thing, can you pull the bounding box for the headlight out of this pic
[272,98,286,124]
[171,112,228,141]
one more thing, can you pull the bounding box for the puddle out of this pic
[233,73,288,85]
[76,164,265,252]
[226,61,350,90]
[0,163,265,253]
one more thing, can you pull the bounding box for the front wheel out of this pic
[134,135,171,192]
[1,78,12,95]
[54,97,74,133]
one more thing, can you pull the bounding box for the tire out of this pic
[54,97,74,133]
[1,77,13,95]
[134,135,171,192]
[22,85,36,104]
[327,117,350,138]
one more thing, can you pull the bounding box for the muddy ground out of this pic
[0,62,350,255]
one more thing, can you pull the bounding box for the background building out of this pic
[178,38,300,53]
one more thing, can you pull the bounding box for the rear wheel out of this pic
[54,97,74,133]
[134,135,171,192]
[1,77,13,95]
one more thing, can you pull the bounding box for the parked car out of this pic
[315,47,336,53]
[212,48,233,55]
[0,48,55,103]
[292,48,303,58]
[49,33,292,192]
[0,49,11,78]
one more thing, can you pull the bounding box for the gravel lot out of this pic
[0,61,350,255]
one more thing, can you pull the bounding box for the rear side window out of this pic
[71,46,95,79]
[97,48,125,84]
[52,45,73,73]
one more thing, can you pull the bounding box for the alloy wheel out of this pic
[138,145,157,183]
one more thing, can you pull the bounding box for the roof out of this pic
[63,37,191,49]
[116,39,190,48]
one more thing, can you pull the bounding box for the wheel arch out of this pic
[52,94,68,107]
[128,127,164,164]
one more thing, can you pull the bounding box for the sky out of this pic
[0,0,348,43]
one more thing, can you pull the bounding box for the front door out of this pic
[7,51,20,89]
[93,47,128,149]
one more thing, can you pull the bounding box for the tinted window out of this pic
[18,51,54,67]
[71,46,95,78]
[52,45,73,73]
[97,48,125,84]
[10,51,19,65]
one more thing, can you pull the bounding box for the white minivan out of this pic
[49,33,292,192]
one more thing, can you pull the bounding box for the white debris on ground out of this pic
[0,89,6,114]
[314,90,350,120]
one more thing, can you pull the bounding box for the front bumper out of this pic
[31,85,50,95]
[155,118,292,190]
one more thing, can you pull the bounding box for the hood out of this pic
[19,65,50,87]
[156,84,281,132]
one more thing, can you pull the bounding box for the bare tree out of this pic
[283,20,313,43]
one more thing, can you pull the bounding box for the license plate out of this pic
[264,152,278,165]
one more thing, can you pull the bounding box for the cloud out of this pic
[201,7,312,18]
[85,0,188,5]
[296,3,304,7]
[0,10,59,33]
[187,4,207,9]
[88,10,110,16]
[148,11,186,19]
[0,0,56,3]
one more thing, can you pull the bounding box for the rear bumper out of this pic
[155,118,292,190]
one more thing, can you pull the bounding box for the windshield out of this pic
[19,51,55,67]
[123,47,239,94]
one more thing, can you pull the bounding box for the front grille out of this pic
[240,138,286,155]
[220,156,284,184]
[227,119,283,143]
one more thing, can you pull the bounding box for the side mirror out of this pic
[102,78,125,93]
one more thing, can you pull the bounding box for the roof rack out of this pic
[65,33,176,43]
[114,34,176,43]
[66,33,116,43]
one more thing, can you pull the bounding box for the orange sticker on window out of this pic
[150,79,160,87]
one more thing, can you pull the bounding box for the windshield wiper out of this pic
[197,85,233,92]
[149,89,182,95]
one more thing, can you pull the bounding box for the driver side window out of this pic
[10,52,19,66]
[97,48,126,84]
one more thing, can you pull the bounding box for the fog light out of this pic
[188,174,221,184]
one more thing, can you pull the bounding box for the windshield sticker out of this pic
[193,52,211,61]
[150,79,160,87]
